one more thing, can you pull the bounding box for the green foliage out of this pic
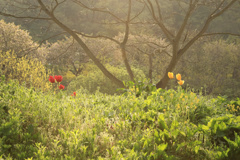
[0,20,36,57]
[213,96,240,116]
[0,20,47,62]
[1,77,240,159]
[200,115,240,146]
[0,77,39,159]
[223,132,240,160]
[177,39,240,97]
[68,64,146,94]
[0,50,52,91]
[199,115,240,159]
[119,80,157,98]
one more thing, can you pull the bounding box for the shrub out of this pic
[0,50,52,91]
[0,20,47,63]
[0,77,39,159]
[68,64,146,94]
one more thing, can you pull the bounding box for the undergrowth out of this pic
[0,75,240,160]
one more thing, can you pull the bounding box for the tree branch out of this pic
[130,5,145,22]
[121,0,135,81]
[49,37,75,62]
[178,0,237,57]
[0,11,51,20]
[145,0,174,42]
[154,0,163,21]
[52,0,67,14]
[71,0,124,23]
[201,32,240,37]
[175,0,198,42]
[37,0,125,87]
[74,31,120,45]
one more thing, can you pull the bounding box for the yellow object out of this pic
[168,72,174,79]
[0,50,52,91]
[178,80,184,86]
[176,74,181,81]
[177,104,180,109]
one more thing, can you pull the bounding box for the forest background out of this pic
[0,0,240,97]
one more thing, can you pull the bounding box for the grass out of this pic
[0,76,240,160]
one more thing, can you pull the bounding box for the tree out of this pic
[0,0,239,89]
[0,20,47,62]
[113,33,171,83]
[175,38,240,97]
[45,35,119,77]
[45,36,88,77]
[142,0,240,88]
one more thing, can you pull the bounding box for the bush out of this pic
[0,50,52,91]
[0,77,40,159]
[0,20,47,63]
[68,64,146,94]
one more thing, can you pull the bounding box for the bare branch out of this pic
[74,31,120,45]
[154,48,172,58]
[50,37,75,62]
[130,5,145,22]
[145,0,174,42]
[0,11,51,20]
[71,0,124,23]
[178,0,237,57]
[38,32,68,45]
[210,0,226,16]
[18,32,68,58]
[175,0,198,42]
[37,0,125,87]
[154,0,163,21]
[120,0,135,81]
[51,0,67,14]
[121,0,132,46]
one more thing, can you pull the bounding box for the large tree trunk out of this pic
[120,0,135,82]
[156,42,180,89]
[156,56,179,89]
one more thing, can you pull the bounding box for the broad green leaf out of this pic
[157,143,168,151]
[195,146,200,154]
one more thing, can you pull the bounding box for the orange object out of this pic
[168,72,174,79]
[176,74,181,81]
[178,80,184,86]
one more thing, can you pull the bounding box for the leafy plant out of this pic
[120,79,157,97]
[200,115,240,146]
[1,74,240,159]
[0,78,39,159]
[0,50,52,91]
[68,64,146,94]
[223,132,240,159]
